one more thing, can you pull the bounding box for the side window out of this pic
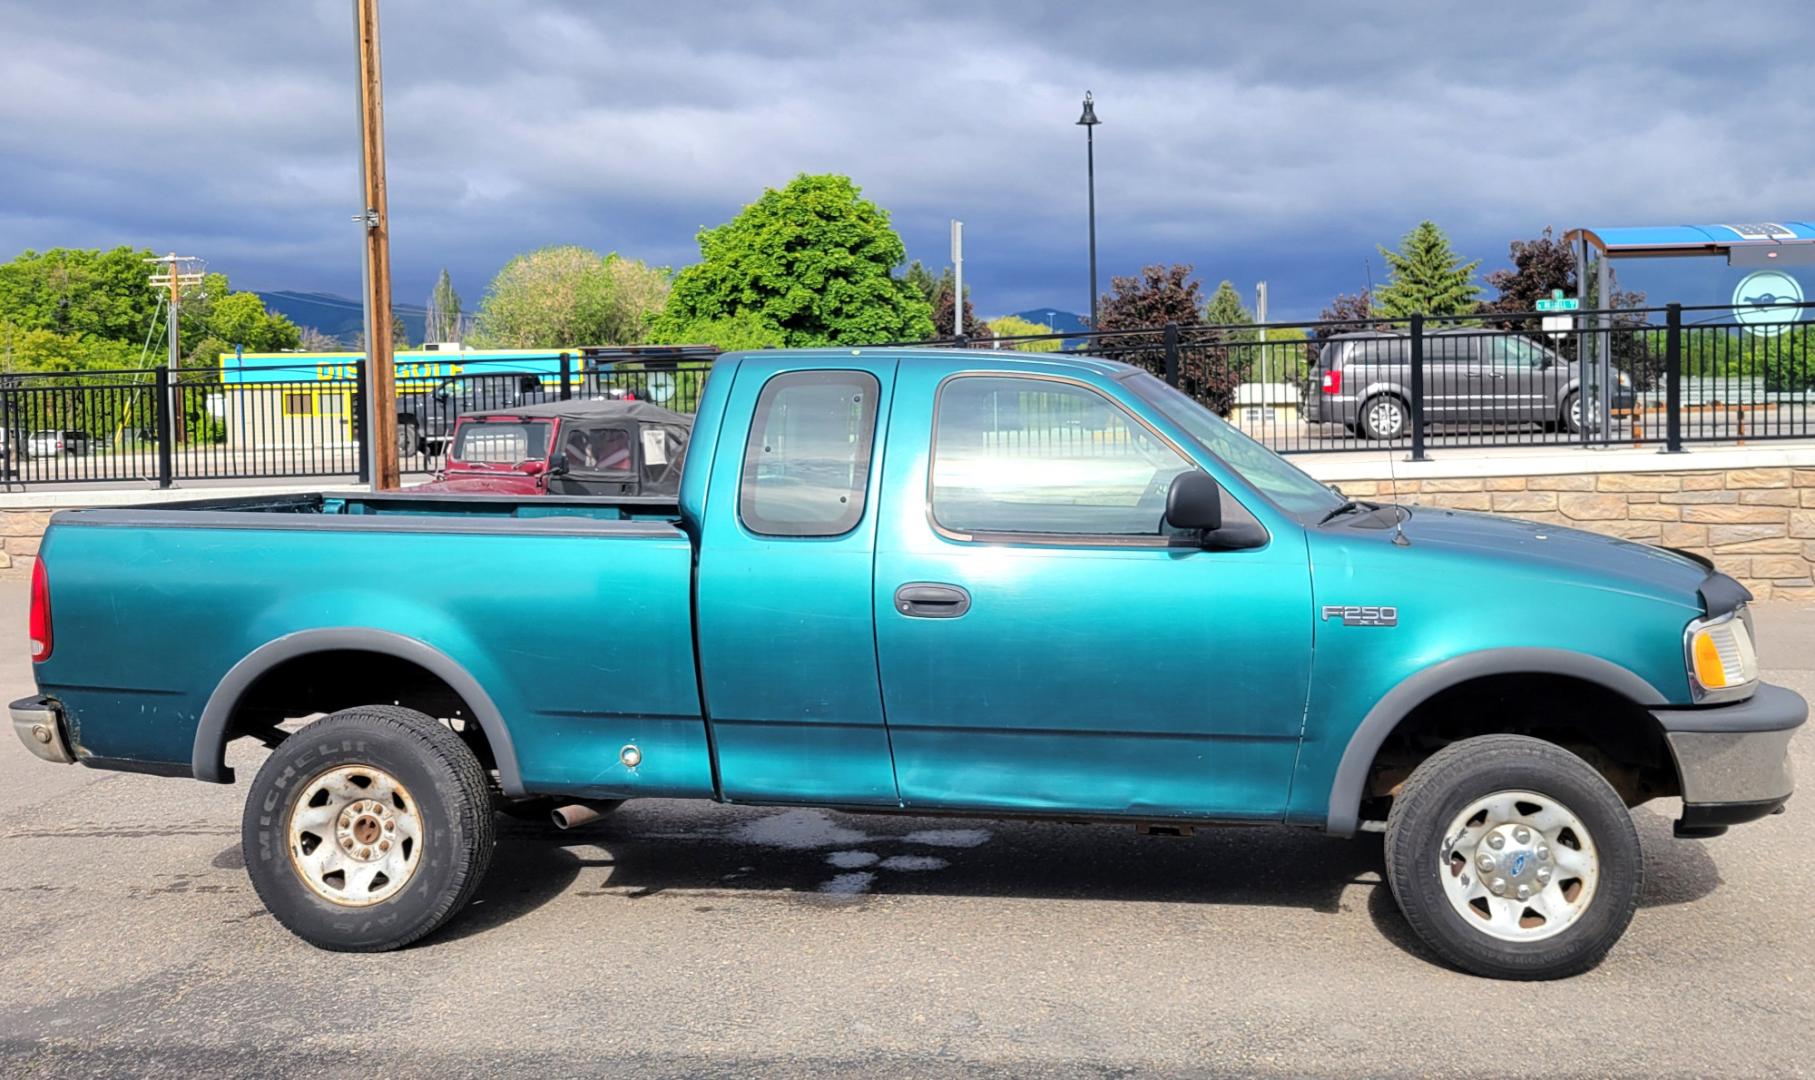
[561,425,632,472]
[931,376,1193,538]
[740,370,880,538]
[1489,335,1546,369]
[1429,335,1478,365]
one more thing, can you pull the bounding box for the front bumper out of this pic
[1651,682,1805,837]
[10,695,75,765]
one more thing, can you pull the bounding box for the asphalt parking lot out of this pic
[1,580,1810,1078]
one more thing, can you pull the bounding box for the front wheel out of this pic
[242,706,496,951]
[1383,734,1641,980]
[397,421,421,459]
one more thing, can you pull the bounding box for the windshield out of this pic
[1124,372,1345,522]
[451,420,551,465]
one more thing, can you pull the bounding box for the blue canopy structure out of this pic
[1558,222,1815,444]
[1565,222,1815,264]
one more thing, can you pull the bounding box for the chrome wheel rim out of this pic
[1570,396,1583,429]
[1369,400,1404,438]
[1438,789,1599,943]
[288,765,424,906]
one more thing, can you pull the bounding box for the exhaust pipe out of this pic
[550,803,605,830]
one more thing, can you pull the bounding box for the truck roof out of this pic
[753,347,1142,381]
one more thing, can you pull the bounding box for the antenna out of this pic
[1387,430,1410,546]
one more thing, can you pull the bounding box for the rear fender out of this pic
[192,627,524,796]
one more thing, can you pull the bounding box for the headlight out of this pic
[1617,371,1632,388]
[1684,605,1759,703]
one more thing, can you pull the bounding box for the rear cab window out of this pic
[739,370,880,538]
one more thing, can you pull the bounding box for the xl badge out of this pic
[1322,604,1398,628]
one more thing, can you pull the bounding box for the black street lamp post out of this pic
[1077,91,1101,330]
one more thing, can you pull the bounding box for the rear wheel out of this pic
[1383,734,1641,980]
[1359,395,1408,440]
[242,706,496,951]
[397,421,421,458]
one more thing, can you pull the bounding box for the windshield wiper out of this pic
[1316,499,1377,525]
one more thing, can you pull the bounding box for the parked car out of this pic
[411,400,692,498]
[26,428,91,457]
[395,347,720,458]
[13,347,1801,978]
[1304,330,1638,439]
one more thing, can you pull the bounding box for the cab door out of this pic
[871,363,1312,819]
[694,356,900,805]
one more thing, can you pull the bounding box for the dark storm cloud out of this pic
[2,1,1808,321]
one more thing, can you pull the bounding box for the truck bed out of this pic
[33,490,709,798]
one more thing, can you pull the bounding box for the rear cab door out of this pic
[694,352,901,805]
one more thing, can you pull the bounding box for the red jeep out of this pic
[412,400,692,498]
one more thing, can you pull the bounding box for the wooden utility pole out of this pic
[145,254,203,441]
[354,0,400,488]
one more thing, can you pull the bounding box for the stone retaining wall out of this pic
[0,510,49,574]
[1333,467,1815,602]
[4,467,1815,600]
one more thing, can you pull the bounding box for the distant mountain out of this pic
[257,290,429,346]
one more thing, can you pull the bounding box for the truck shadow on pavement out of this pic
[431,800,1720,948]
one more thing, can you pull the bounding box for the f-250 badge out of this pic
[1321,604,1398,627]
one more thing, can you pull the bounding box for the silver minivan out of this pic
[1303,330,1635,439]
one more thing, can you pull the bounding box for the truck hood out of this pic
[1382,505,1714,611]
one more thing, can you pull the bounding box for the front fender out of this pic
[1321,648,1665,836]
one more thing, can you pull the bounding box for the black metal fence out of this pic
[0,349,719,488]
[2,303,1810,487]
[955,300,1815,458]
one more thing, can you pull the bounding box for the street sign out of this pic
[1731,270,1805,338]
[1536,289,1580,313]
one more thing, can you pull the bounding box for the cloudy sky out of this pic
[2,1,1809,322]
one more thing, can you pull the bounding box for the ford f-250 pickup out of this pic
[12,348,1804,979]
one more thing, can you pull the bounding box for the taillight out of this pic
[29,557,51,661]
[1321,368,1342,395]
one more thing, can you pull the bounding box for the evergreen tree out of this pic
[426,269,462,343]
[1203,280,1254,330]
[1373,221,1481,317]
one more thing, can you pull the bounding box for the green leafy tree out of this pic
[472,246,666,347]
[647,310,786,352]
[656,173,934,346]
[425,269,463,343]
[0,246,161,342]
[987,315,1061,351]
[0,321,141,372]
[1373,221,1481,317]
[604,257,671,343]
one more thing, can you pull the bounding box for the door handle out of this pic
[894,582,971,619]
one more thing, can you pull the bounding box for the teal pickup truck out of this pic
[12,348,1804,979]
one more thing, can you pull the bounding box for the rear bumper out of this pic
[1651,682,1805,837]
[10,695,75,765]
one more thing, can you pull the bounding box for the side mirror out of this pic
[546,451,570,477]
[1165,472,1223,533]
